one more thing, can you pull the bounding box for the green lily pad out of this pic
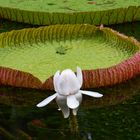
[0,0,140,25]
[0,24,140,89]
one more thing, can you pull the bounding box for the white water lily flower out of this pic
[37,67,103,118]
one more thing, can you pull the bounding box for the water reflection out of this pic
[1,74,140,108]
[110,21,140,41]
[0,74,140,139]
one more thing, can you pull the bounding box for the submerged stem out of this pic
[69,114,79,135]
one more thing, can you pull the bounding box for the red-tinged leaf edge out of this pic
[0,67,42,89]
[0,25,140,90]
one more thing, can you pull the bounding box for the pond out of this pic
[0,20,140,140]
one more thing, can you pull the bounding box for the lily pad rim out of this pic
[0,5,140,13]
[0,24,140,90]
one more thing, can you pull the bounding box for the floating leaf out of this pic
[0,0,140,25]
[0,24,140,90]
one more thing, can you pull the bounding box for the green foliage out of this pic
[0,0,140,25]
[0,24,139,82]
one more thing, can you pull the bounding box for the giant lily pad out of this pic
[0,24,140,90]
[0,0,140,25]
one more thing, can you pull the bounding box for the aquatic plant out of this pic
[0,24,140,89]
[37,67,103,118]
[0,1,140,139]
[0,0,140,25]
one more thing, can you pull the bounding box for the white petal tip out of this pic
[98,94,103,97]
[76,66,83,86]
[58,108,61,111]
[80,90,103,98]
[93,93,103,98]
[36,93,57,108]
[36,104,45,108]
[63,110,70,118]
[77,66,81,70]
[68,103,79,109]
[73,113,77,116]
[64,115,69,119]
[72,110,78,116]
[36,101,49,107]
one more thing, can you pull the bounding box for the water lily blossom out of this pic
[37,67,103,118]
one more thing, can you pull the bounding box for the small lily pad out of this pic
[56,45,71,55]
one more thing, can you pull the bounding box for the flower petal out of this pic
[58,69,80,95]
[67,95,79,109]
[80,90,103,98]
[57,75,69,95]
[76,67,83,87]
[53,70,60,92]
[75,91,83,104]
[56,94,70,118]
[72,92,82,115]
[36,93,58,107]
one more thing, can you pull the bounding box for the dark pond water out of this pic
[0,20,140,140]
